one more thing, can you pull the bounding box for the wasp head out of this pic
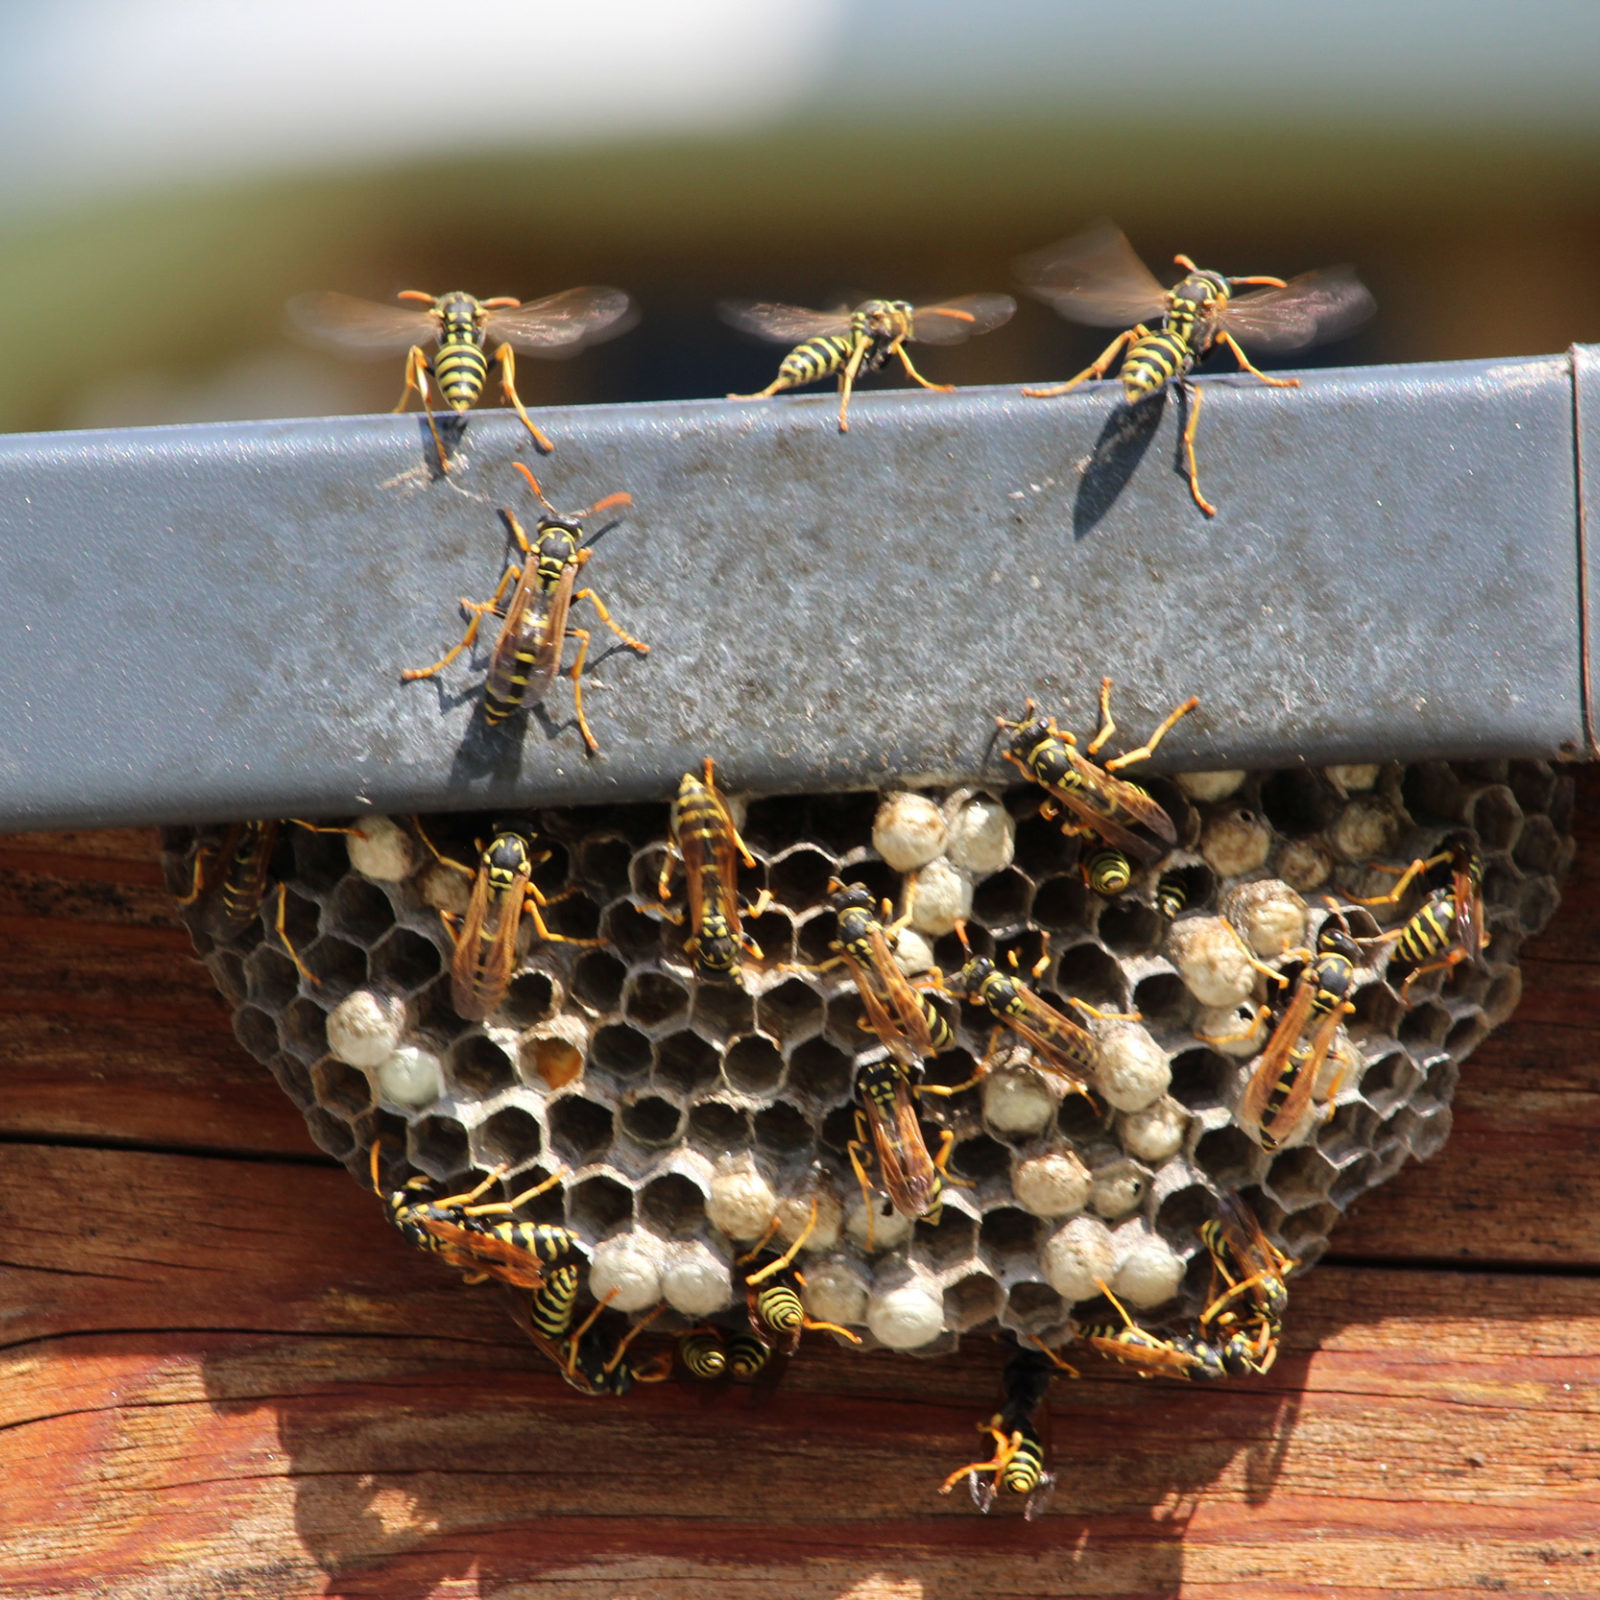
[953,955,995,995]
[828,882,876,916]
[691,914,740,975]
[855,299,914,340]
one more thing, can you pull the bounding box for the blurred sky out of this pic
[1,0,1597,429]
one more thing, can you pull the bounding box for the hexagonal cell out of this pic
[1359,1050,1421,1116]
[785,1035,855,1109]
[412,975,462,1039]
[479,1105,543,1170]
[1032,873,1088,933]
[590,1023,652,1087]
[803,791,880,857]
[943,1273,1002,1331]
[572,948,628,1012]
[950,1132,1010,1188]
[369,927,442,992]
[602,902,663,964]
[688,1099,751,1154]
[1259,768,1340,837]
[979,1207,1041,1265]
[244,946,300,1012]
[411,1113,470,1176]
[759,978,825,1041]
[290,825,353,892]
[538,890,602,944]
[327,877,396,947]
[619,1092,687,1147]
[547,1095,616,1165]
[1463,785,1522,853]
[1052,942,1127,1010]
[447,1033,516,1098]
[625,970,691,1031]
[752,1099,813,1157]
[1278,1201,1340,1257]
[270,1052,316,1109]
[1444,1013,1489,1058]
[1131,971,1193,1030]
[1317,1101,1380,1164]
[1154,1182,1213,1245]
[1011,811,1080,878]
[1506,760,1555,817]
[767,845,835,911]
[569,1173,633,1235]
[311,1057,371,1119]
[795,910,839,968]
[692,984,756,1045]
[1262,1145,1338,1213]
[654,1029,721,1096]
[1328,1153,1377,1210]
[278,996,329,1062]
[1096,899,1163,957]
[1003,1280,1066,1333]
[640,1172,708,1237]
[1398,1002,1450,1050]
[1401,762,1466,825]
[1406,1105,1454,1161]
[1517,875,1563,938]
[1194,1125,1266,1190]
[746,907,794,965]
[304,1106,356,1159]
[1413,1054,1461,1113]
[724,1033,786,1096]
[502,970,557,1028]
[578,835,635,899]
[972,869,1031,931]
[1167,1047,1232,1113]
[1512,813,1562,876]
[1350,980,1403,1037]
[917,1209,979,1271]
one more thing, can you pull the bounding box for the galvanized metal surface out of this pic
[0,350,1592,830]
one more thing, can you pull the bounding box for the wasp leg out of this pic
[1097,680,1200,770]
[490,343,555,453]
[573,588,649,657]
[1350,854,1441,908]
[393,345,451,472]
[836,334,872,432]
[939,1424,1022,1496]
[892,340,955,394]
[273,884,318,987]
[175,844,218,906]
[743,1197,821,1283]
[1196,1002,1272,1046]
[1215,330,1300,389]
[603,1302,668,1375]
[433,1161,514,1210]
[1023,328,1140,399]
[523,887,604,949]
[464,1165,570,1215]
[1178,383,1217,517]
[704,757,759,869]
[931,1127,971,1191]
[1068,997,1143,1024]
[728,366,798,401]
[847,1117,880,1251]
[1398,949,1468,1003]
[921,1025,1006,1098]
[401,564,519,682]
[1021,1333,1082,1378]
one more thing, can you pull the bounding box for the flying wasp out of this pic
[819,880,953,1070]
[286,285,634,467]
[1016,221,1375,515]
[939,1340,1076,1519]
[738,1197,862,1359]
[369,1140,568,1289]
[1216,908,1362,1151]
[1353,832,1488,1000]
[176,818,359,985]
[998,677,1197,866]
[414,818,600,1023]
[402,462,648,753]
[657,758,773,983]
[722,293,1014,431]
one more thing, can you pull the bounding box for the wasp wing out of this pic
[285,291,437,355]
[1218,267,1376,353]
[844,950,923,1070]
[909,293,1017,344]
[483,286,637,354]
[1236,974,1318,1137]
[718,300,855,343]
[1014,220,1171,328]
[862,1076,938,1216]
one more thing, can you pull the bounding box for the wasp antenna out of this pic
[952,918,973,953]
[397,289,436,304]
[583,490,632,520]
[511,460,559,515]
[368,1138,385,1193]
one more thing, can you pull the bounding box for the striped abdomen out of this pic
[777,333,855,389]
[1085,847,1132,896]
[726,1333,770,1380]
[1395,892,1457,965]
[1257,1052,1313,1149]
[754,1281,804,1337]
[1000,1426,1047,1494]
[433,329,489,410]
[531,1260,582,1340]
[679,789,740,974]
[1120,325,1197,399]
[679,1332,727,1379]
[485,601,555,724]
[215,822,277,932]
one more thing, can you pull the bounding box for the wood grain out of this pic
[1,772,1596,1599]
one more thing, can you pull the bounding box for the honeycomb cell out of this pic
[752,1099,812,1157]
[692,984,756,1045]
[746,907,794,964]
[867,1280,944,1350]
[906,858,972,937]
[795,910,839,968]
[412,1114,470,1176]
[502,970,557,1028]
[660,1239,734,1317]
[619,1092,686,1147]
[625,971,690,1031]
[1096,896,1164,957]
[590,1231,663,1311]
[1031,874,1088,933]
[1154,1182,1212,1244]
[1168,1048,1233,1113]
[688,1099,750,1154]
[758,977,824,1040]
[1277,837,1334,894]
[1012,1147,1091,1219]
[479,1106,543,1170]
[571,948,627,1012]
[1089,1157,1150,1220]
[548,1095,615,1164]
[706,1155,776,1240]
[278,996,329,1062]
[1042,1214,1115,1302]
[943,1273,1002,1331]
[1003,1281,1066,1332]
[579,835,634,899]
[725,1034,785,1096]
[1176,770,1245,803]
[950,1132,1010,1189]
[786,1035,854,1109]
[945,790,1016,875]
[449,1034,517,1098]
[311,1057,371,1119]
[1513,813,1562,876]
[305,1107,355,1158]
[766,844,834,912]
[803,791,879,856]
[1200,809,1273,878]
[1262,1146,1337,1213]
[1053,942,1127,1010]
[981,1063,1058,1139]
[1318,1100,1380,1164]
[1131,971,1192,1030]
[603,902,662,965]
[1111,1229,1183,1308]
[1407,1105,1454,1161]
[1402,762,1465,824]
[640,1171,707,1236]
[1194,1125,1266,1189]
[235,1004,280,1063]
[654,1029,721,1096]
[1464,785,1523,853]
[803,1258,869,1328]
[972,869,1032,932]
[1259,769,1340,837]
[1359,1050,1421,1115]
[1222,879,1307,959]
[328,877,397,946]
[246,945,300,1012]
[346,815,419,882]
[1398,1003,1450,1050]
[1329,799,1401,864]
[369,927,442,992]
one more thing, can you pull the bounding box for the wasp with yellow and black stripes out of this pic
[998,677,1197,867]
[1355,831,1488,1001]
[658,758,772,983]
[738,1198,861,1359]
[415,818,600,1023]
[1016,221,1375,515]
[403,464,648,752]
[287,285,634,467]
[722,293,1014,431]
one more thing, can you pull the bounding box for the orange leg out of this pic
[394,345,451,471]
[494,344,555,453]
[1024,328,1139,399]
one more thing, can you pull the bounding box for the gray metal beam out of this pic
[0,349,1593,831]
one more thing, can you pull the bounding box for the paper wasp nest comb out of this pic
[165,756,1573,1355]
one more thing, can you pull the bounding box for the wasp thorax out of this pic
[485,832,533,879]
[438,292,484,329]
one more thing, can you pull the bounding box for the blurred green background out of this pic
[4,0,1598,433]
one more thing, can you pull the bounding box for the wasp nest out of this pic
[164,757,1573,1356]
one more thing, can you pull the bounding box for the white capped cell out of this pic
[327,989,406,1068]
[706,1159,776,1242]
[347,815,418,882]
[589,1232,664,1313]
[943,790,1016,875]
[375,1043,443,1108]
[866,1280,944,1349]
[906,857,973,937]
[873,792,947,872]
[1200,808,1273,878]
[1012,1147,1091,1218]
[1042,1214,1115,1302]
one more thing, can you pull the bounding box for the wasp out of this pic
[739,1198,862,1357]
[1155,870,1189,921]
[176,818,359,984]
[939,1340,1076,1519]
[403,462,648,752]
[1016,221,1375,515]
[286,285,634,467]
[415,818,600,1022]
[998,678,1197,867]
[1198,1191,1298,1376]
[657,758,773,982]
[821,881,953,1069]
[946,942,1109,1103]
[537,1297,673,1398]
[1083,846,1133,897]
[1081,1282,1227,1382]
[1354,832,1488,1000]
[722,293,1014,431]
[1218,909,1362,1150]
[369,1140,568,1289]
[849,1060,959,1243]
